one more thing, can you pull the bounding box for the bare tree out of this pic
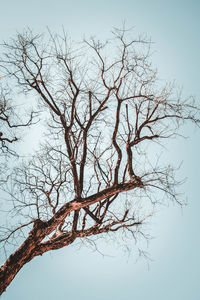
[0,28,199,295]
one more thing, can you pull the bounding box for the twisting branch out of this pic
[0,27,199,295]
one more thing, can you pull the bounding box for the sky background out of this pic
[0,0,200,299]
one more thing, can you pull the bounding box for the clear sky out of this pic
[0,1,200,299]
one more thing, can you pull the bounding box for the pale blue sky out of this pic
[0,1,200,299]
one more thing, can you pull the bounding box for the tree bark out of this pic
[0,180,142,295]
[0,220,46,295]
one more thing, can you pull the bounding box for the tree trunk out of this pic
[0,220,46,295]
[0,180,141,295]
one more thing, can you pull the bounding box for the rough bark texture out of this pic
[0,180,142,294]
